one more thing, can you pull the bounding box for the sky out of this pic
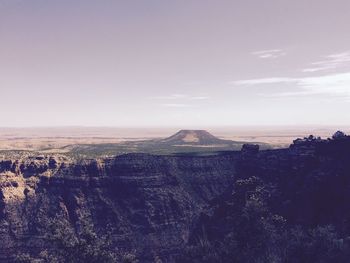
[0,0,349,127]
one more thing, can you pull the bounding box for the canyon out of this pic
[0,152,238,262]
[0,131,349,262]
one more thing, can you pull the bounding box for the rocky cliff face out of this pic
[0,153,238,262]
[1,133,349,262]
[178,134,350,263]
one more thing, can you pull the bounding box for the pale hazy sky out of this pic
[0,0,349,127]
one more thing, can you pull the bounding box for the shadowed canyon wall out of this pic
[0,153,238,262]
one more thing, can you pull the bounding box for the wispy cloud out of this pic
[234,77,295,85]
[232,72,350,99]
[303,52,350,72]
[191,96,210,100]
[161,103,192,108]
[251,49,286,59]
[152,93,209,108]
[151,94,209,100]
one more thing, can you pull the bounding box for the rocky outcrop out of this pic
[237,132,350,226]
[180,133,350,263]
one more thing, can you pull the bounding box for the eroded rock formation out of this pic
[0,153,238,262]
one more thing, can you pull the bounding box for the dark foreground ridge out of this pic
[0,131,349,262]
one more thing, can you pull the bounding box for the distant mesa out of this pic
[160,130,228,145]
[54,129,269,157]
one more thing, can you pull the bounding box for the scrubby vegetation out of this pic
[178,175,350,262]
[15,219,138,263]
